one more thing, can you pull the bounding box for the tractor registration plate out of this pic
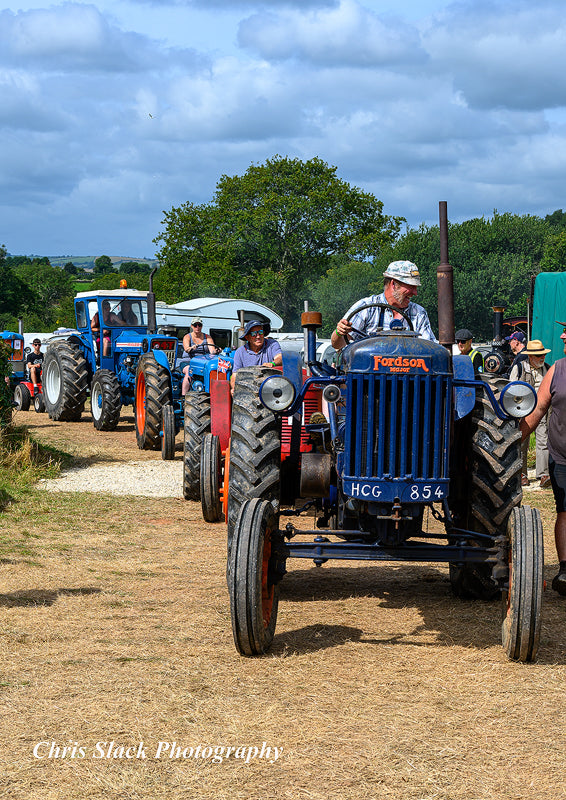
[343,479,448,503]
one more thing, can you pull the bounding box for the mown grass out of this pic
[0,423,70,510]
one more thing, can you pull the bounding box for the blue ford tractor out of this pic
[227,203,543,662]
[41,277,182,458]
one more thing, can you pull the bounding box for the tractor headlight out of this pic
[499,381,537,418]
[260,375,295,411]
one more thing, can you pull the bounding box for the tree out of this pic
[13,260,75,330]
[154,156,403,328]
[63,261,78,275]
[94,255,114,275]
[377,212,550,340]
[312,255,379,336]
[119,261,153,275]
[0,246,35,328]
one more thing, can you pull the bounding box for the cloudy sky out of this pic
[1,0,565,258]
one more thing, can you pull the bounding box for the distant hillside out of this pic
[48,256,159,270]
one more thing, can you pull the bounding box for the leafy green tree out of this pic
[94,255,114,275]
[63,261,78,275]
[374,212,550,340]
[13,260,75,330]
[312,255,379,336]
[545,209,566,230]
[154,156,403,327]
[90,273,151,292]
[0,246,35,329]
[119,261,152,275]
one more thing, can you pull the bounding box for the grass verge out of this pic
[0,423,71,510]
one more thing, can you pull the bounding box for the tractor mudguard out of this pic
[281,350,303,394]
[210,379,232,452]
[453,354,476,420]
[151,348,171,372]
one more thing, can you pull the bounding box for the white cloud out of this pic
[238,0,426,67]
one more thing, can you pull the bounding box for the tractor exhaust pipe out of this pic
[437,201,455,352]
[147,267,158,335]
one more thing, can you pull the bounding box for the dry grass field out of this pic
[1,411,566,799]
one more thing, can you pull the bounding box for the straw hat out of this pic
[525,339,550,356]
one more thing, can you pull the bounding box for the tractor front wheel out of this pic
[227,367,281,553]
[200,433,222,522]
[228,498,282,656]
[14,384,31,412]
[33,393,45,413]
[42,341,88,421]
[502,505,543,662]
[91,369,122,431]
[161,404,176,461]
[135,354,171,450]
[183,392,211,500]
[450,395,523,600]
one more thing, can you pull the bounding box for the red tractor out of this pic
[188,358,325,530]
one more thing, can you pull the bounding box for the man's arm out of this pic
[520,364,554,440]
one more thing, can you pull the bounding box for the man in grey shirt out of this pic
[331,260,437,349]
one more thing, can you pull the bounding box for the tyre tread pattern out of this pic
[227,368,281,547]
[183,392,211,500]
[91,369,122,431]
[44,341,88,421]
[135,354,171,450]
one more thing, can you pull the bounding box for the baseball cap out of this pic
[455,329,473,342]
[32,338,41,345]
[240,320,264,339]
[191,317,203,325]
[505,331,526,343]
[383,260,421,287]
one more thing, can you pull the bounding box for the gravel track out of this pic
[38,459,184,497]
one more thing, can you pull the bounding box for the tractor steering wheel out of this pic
[345,302,414,340]
[190,343,220,356]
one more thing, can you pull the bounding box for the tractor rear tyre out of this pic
[42,341,88,421]
[33,393,45,413]
[135,354,171,450]
[450,395,523,600]
[502,505,543,662]
[14,384,31,411]
[91,369,122,431]
[161,403,176,461]
[183,392,211,500]
[200,433,223,522]
[227,368,281,553]
[228,498,282,656]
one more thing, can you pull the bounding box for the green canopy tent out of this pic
[531,272,566,365]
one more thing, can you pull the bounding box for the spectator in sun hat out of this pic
[455,328,483,373]
[230,320,282,390]
[511,339,551,488]
[521,324,566,593]
[331,260,437,349]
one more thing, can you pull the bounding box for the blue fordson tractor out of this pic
[41,276,183,458]
[227,203,543,662]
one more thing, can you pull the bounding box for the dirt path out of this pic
[1,410,566,799]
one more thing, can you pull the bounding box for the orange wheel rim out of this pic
[136,372,146,431]
[262,526,274,627]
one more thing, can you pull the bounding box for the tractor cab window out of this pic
[210,328,231,350]
[75,301,87,329]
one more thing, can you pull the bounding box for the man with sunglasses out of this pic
[230,320,282,390]
[521,322,566,594]
[331,260,437,349]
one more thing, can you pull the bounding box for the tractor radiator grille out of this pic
[344,373,452,480]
